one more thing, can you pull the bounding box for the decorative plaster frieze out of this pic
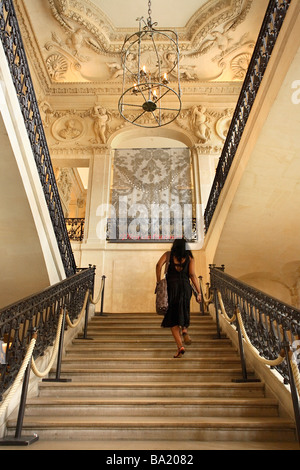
[14,0,262,95]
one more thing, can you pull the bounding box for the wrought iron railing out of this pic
[0,0,76,277]
[65,218,85,242]
[209,265,300,440]
[204,0,292,232]
[0,266,95,401]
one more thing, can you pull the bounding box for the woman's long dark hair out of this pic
[170,239,193,262]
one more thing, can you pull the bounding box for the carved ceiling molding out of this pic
[47,0,253,56]
[42,99,233,152]
[15,0,254,93]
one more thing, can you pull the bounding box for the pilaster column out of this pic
[194,146,220,215]
[84,146,112,248]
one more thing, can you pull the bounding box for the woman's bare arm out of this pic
[156,252,168,283]
[189,257,202,303]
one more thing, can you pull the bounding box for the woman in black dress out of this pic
[156,239,202,358]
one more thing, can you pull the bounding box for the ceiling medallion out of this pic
[118,0,182,128]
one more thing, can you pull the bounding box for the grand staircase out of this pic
[6,312,298,449]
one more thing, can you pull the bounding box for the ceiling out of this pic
[12,0,269,156]
[15,0,269,87]
[94,0,208,29]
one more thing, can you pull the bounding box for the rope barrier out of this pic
[66,289,89,329]
[217,290,285,366]
[0,286,93,422]
[31,312,64,378]
[216,289,300,396]
[291,353,300,397]
[199,278,213,305]
[217,290,236,323]
[89,276,105,305]
[0,335,36,419]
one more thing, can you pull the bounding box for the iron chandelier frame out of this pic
[118,1,182,128]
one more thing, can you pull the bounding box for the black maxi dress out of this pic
[161,254,192,329]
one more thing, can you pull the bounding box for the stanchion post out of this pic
[79,291,93,340]
[232,306,260,384]
[198,276,204,315]
[99,275,106,316]
[43,306,71,383]
[0,330,39,446]
[212,288,226,340]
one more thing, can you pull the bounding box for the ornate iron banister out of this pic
[0,266,95,401]
[65,218,85,242]
[0,0,76,276]
[204,0,292,232]
[210,265,300,441]
[210,266,300,382]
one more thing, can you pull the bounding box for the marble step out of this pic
[88,318,214,327]
[6,415,296,442]
[66,347,236,358]
[47,367,254,382]
[60,356,242,369]
[25,397,279,418]
[38,381,267,399]
[84,327,218,337]
[72,338,233,348]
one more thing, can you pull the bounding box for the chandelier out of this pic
[118,0,182,128]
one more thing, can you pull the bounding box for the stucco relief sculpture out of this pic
[191,106,211,144]
[215,109,233,142]
[175,105,233,150]
[52,116,85,142]
[46,53,68,81]
[43,0,254,84]
[39,100,54,128]
[92,105,112,144]
[231,52,251,80]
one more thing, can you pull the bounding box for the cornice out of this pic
[36,80,242,98]
[46,0,253,55]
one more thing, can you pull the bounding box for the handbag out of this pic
[155,252,170,315]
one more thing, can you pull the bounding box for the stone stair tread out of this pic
[73,339,232,345]
[27,397,278,406]
[55,367,250,374]
[67,348,235,355]
[8,415,294,429]
[62,356,240,363]
[39,380,265,389]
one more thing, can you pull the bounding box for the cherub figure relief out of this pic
[191,105,211,144]
[92,105,111,144]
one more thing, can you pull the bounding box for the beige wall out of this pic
[0,41,66,308]
[206,4,300,306]
[71,131,206,314]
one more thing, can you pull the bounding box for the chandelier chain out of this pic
[147,0,152,26]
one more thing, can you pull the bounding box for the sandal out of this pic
[174,347,185,358]
[183,333,192,345]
